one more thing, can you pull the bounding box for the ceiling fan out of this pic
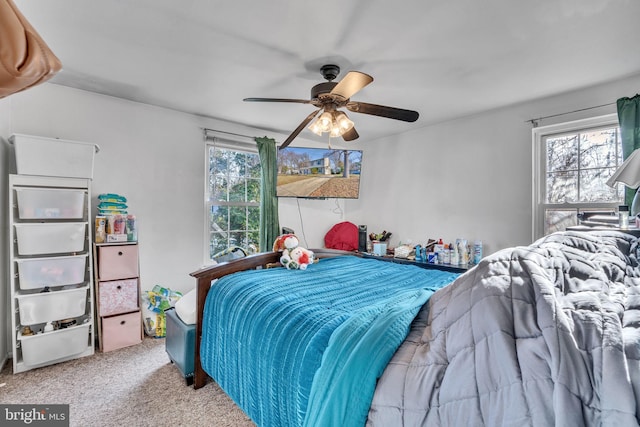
[244,64,419,149]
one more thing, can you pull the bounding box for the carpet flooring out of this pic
[0,337,254,427]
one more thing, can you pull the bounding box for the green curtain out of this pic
[256,136,280,252]
[617,94,640,206]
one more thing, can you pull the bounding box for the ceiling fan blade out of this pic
[243,97,312,104]
[346,101,419,122]
[342,126,359,142]
[279,109,321,150]
[330,71,373,100]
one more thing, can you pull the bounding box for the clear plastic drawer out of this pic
[18,324,90,366]
[16,255,87,290]
[17,287,88,325]
[15,223,86,255]
[15,187,85,219]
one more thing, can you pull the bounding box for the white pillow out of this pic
[174,288,197,325]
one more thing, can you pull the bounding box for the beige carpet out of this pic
[0,337,254,427]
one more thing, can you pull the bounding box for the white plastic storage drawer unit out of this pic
[17,287,88,325]
[98,279,139,316]
[101,311,142,352]
[15,222,87,255]
[18,324,91,366]
[15,187,85,219]
[97,244,139,281]
[16,254,87,290]
[9,133,98,179]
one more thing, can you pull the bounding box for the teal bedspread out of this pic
[200,256,459,427]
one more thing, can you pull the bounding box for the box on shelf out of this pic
[15,222,86,255]
[16,254,87,290]
[9,133,99,179]
[106,233,128,243]
[18,324,90,366]
[16,187,85,219]
[17,287,88,325]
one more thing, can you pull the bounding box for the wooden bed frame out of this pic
[189,248,354,389]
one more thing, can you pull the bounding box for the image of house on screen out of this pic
[301,157,331,175]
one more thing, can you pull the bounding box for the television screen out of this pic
[276,147,362,199]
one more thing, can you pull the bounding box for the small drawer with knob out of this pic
[101,311,142,352]
[98,279,139,316]
[97,243,139,281]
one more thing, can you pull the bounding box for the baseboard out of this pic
[0,354,8,372]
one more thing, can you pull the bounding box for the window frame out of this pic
[532,113,621,240]
[203,136,261,265]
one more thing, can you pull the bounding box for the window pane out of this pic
[546,134,578,172]
[247,178,260,203]
[212,174,228,202]
[229,179,246,202]
[247,206,260,231]
[247,155,261,179]
[229,206,246,230]
[579,167,620,202]
[209,232,229,257]
[210,147,228,173]
[545,209,578,234]
[579,128,620,169]
[210,205,228,232]
[546,171,577,203]
[247,230,260,253]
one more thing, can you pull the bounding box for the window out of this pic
[533,114,623,239]
[205,140,261,263]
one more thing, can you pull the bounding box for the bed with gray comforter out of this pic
[367,230,640,426]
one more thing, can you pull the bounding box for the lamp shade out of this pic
[606,149,640,188]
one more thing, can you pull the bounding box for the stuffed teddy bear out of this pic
[272,234,315,270]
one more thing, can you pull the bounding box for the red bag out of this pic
[324,221,359,251]
[0,0,62,98]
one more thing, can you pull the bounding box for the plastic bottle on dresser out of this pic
[473,241,483,264]
[451,243,459,265]
[619,205,629,229]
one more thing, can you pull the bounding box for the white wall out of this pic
[347,73,640,255]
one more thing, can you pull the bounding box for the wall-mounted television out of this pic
[276,147,362,199]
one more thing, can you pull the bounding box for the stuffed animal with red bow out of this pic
[272,234,315,270]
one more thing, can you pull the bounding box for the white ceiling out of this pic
[15,0,640,144]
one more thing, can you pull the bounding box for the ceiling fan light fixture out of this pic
[308,119,324,136]
[318,111,333,132]
[329,121,342,138]
[334,111,354,133]
[309,110,354,138]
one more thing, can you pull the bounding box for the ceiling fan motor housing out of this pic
[311,82,338,100]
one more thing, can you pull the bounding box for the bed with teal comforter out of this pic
[199,256,459,427]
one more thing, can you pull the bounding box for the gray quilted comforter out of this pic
[367,231,640,426]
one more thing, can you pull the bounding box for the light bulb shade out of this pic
[308,119,324,136]
[318,111,333,132]
[607,149,640,188]
[329,125,342,138]
[334,111,354,133]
